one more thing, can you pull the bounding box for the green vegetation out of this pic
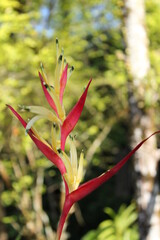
[0,0,160,239]
[82,203,138,240]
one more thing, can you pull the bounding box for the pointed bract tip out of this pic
[88,78,92,86]
[6,104,12,111]
[6,104,15,111]
[38,71,42,78]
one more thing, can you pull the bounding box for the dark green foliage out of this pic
[82,203,138,240]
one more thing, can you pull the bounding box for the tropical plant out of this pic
[82,203,138,240]
[7,40,160,240]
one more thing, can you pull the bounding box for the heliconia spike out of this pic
[7,40,160,240]
[69,130,160,203]
[61,79,92,150]
[39,72,58,116]
[60,64,68,105]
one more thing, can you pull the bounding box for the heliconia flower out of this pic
[7,104,160,239]
[7,40,160,240]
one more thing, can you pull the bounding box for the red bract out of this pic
[60,64,68,105]
[7,105,66,175]
[61,79,92,150]
[39,72,58,115]
[55,131,160,240]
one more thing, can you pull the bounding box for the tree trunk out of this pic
[123,0,160,239]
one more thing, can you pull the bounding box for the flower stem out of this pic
[56,195,73,240]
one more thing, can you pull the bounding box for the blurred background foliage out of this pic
[0,0,160,239]
[82,203,138,240]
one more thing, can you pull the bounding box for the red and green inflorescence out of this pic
[7,39,160,240]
